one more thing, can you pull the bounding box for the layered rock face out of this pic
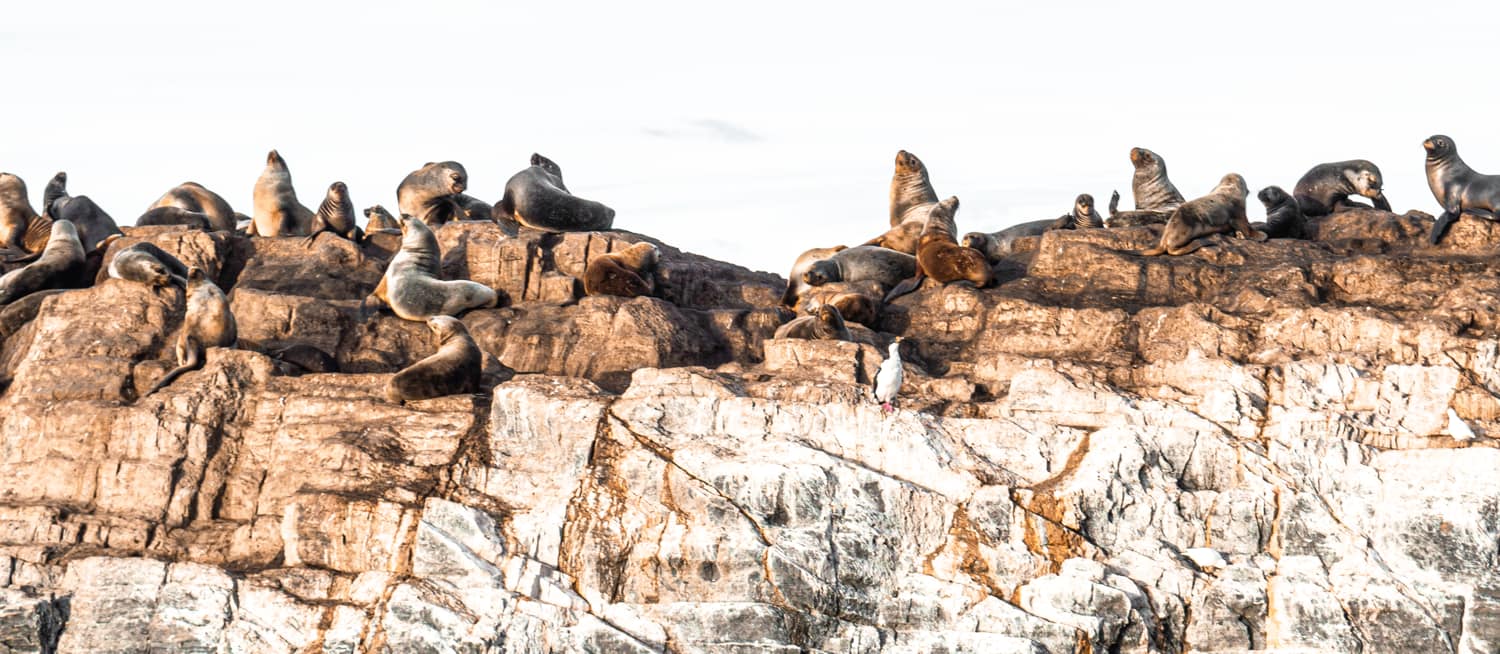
[2,211,1500,653]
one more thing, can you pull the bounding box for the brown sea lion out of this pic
[583,242,659,298]
[364,205,401,232]
[386,315,482,403]
[147,182,237,231]
[303,181,363,245]
[397,161,468,227]
[1135,173,1264,256]
[251,150,314,237]
[1257,186,1307,239]
[136,207,213,230]
[1424,135,1500,244]
[781,245,848,306]
[1294,160,1390,217]
[1106,147,1186,227]
[108,241,189,288]
[0,220,87,306]
[801,246,917,294]
[806,291,879,329]
[887,196,992,300]
[362,215,497,321]
[0,173,49,253]
[144,267,237,395]
[1046,194,1104,231]
[773,304,852,341]
[889,150,939,227]
[493,153,615,232]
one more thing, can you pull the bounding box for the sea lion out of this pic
[801,246,917,293]
[251,150,314,237]
[889,150,939,227]
[1424,135,1500,244]
[108,241,189,288]
[1257,186,1307,239]
[962,220,1052,263]
[147,182,237,232]
[363,215,497,321]
[303,181,363,245]
[1046,194,1104,231]
[1106,191,1169,227]
[1293,160,1391,217]
[1106,147,1186,227]
[266,343,339,375]
[41,172,67,218]
[135,207,213,230]
[448,193,492,222]
[773,304,853,341]
[0,288,67,342]
[887,196,992,300]
[0,174,48,253]
[385,315,482,403]
[145,267,236,395]
[397,161,469,227]
[494,153,615,232]
[583,242,660,298]
[364,205,401,232]
[1135,173,1265,256]
[40,176,122,252]
[781,245,848,306]
[805,291,879,329]
[0,220,87,306]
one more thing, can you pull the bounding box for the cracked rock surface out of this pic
[2,214,1500,652]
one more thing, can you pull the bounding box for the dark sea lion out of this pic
[887,196,992,300]
[364,205,401,232]
[46,186,123,252]
[363,215,497,321]
[1257,186,1307,239]
[108,241,189,288]
[145,267,236,395]
[148,181,237,232]
[0,220,87,306]
[135,207,213,230]
[806,291,879,329]
[773,304,853,341]
[781,245,848,306]
[303,181,363,245]
[1046,194,1104,231]
[267,343,339,375]
[448,193,492,222]
[1424,135,1500,244]
[397,161,468,227]
[1293,160,1391,217]
[494,153,615,232]
[801,246,917,293]
[889,150,939,227]
[0,174,48,253]
[251,150,313,237]
[961,220,1052,263]
[386,315,482,403]
[41,172,67,218]
[0,289,67,342]
[1105,191,1170,228]
[1136,173,1264,256]
[583,242,659,298]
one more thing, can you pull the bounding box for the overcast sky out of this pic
[0,1,1492,274]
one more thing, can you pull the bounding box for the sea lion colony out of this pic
[0,137,1485,404]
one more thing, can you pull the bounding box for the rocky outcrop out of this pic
[2,212,1500,652]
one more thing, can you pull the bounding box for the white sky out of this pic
[1,1,1493,274]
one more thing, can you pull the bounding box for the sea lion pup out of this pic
[1293,160,1391,217]
[0,173,48,253]
[144,267,236,396]
[1424,135,1500,244]
[1046,194,1104,231]
[801,246,917,295]
[303,181,363,245]
[1106,147,1187,227]
[386,315,481,404]
[780,245,848,306]
[493,153,616,232]
[1257,186,1307,239]
[108,241,190,288]
[805,291,879,329]
[773,304,853,341]
[397,161,469,227]
[363,215,497,321]
[583,242,660,298]
[251,149,314,237]
[889,150,939,227]
[0,220,86,306]
[135,206,212,230]
[147,181,237,232]
[364,205,401,232]
[1135,173,1265,256]
[887,196,992,300]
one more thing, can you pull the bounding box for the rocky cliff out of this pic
[3,210,1500,653]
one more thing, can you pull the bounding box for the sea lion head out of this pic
[894,150,925,175]
[187,266,207,286]
[0,173,26,200]
[1130,147,1158,167]
[328,181,349,199]
[1344,165,1383,198]
[48,219,78,243]
[802,260,840,286]
[1075,193,1095,216]
[1258,185,1291,207]
[531,153,562,177]
[1216,173,1249,197]
[139,256,174,288]
[428,161,467,195]
[266,150,286,168]
[816,303,846,331]
[961,232,993,251]
[1424,135,1455,159]
[427,315,465,343]
[625,242,661,271]
[47,172,66,187]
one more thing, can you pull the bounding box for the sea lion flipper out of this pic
[1108,190,1121,217]
[884,272,926,303]
[1430,211,1458,245]
[1372,194,1391,212]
